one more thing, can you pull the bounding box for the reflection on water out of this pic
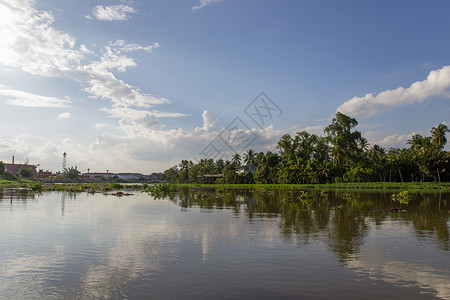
[0,187,449,299]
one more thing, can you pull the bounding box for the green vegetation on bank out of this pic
[173,182,450,191]
[12,182,177,197]
[164,112,450,185]
[15,182,141,193]
[0,175,33,187]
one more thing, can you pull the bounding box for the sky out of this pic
[0,0,449,174]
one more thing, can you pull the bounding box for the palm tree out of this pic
[231,153,241,166]
[431,123,449,150]
[358,137,370,152]
[243,149,256,165]
[64,166,80,179]
[407,134,424,151]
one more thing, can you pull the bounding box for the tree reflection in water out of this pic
[171,187,450,259]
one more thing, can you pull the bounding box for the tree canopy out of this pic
[163,113,450,184]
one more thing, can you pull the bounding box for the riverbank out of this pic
[173,182,450,191]
[2,179,450,193]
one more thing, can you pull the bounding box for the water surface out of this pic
[0,187,449,299]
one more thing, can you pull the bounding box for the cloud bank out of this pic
[337,65,450,116]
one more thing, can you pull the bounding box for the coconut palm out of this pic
[407,134,424,151]
[431,123,449,150]
[231,153,241,166]
[358,137,370,152]
[243,149,256,165]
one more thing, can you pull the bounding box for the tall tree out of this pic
[431,123,449,150]
[324,112,361,176]
[231,153,241,166]
[243,149,256,165]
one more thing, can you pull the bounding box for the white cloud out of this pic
[202,110,217,131]
[95,123,109,129]
[337,65,450,117]
[0,88,71,108]
[89,113,283,171]
[0,1,284,173]
[112,40,160,52]
[0,134,83,169]
[0,1,84,76]
[0,1,180,136]
[192,0,223,11]
[57,112,72,120]
[89,5,136,21]
[375,133,412,149]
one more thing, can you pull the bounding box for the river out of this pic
[0,187,449,299]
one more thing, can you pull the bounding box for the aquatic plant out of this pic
[392,191,413,204]
[145,184,176,198]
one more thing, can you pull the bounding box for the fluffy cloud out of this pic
[57,112,72,120]
[363,130,412,149]
[0,134,83,169]
[89,112,283,171]
[202,110,217,131]
[337,65,450,116]
[0,1,84,75]
[88,5,136,21]
[0,1,282,173]
[0,1,180,136]
[0,88,71,108]
[192,0,223,11]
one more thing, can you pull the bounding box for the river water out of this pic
[0,187,449,299]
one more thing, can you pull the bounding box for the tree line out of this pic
[164,112,450,184]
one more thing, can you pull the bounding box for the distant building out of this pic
[148,172,163,182]
[116,173,144,181]
[81,172,116,181]
[38,170,53,178]
[4,163,37,177]
[236,165,257,174]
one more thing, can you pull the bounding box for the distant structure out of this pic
[236,165,257,174]
[4,156,38,177]
[62,152,67,171]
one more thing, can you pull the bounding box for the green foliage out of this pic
[20,182,140,193]
[18,167,33,178]
[392,191,413,204]
[144,184,176,198]
[0,161,5,175]
[0,172,17,182]
[343,160,377,182]
[63,166,80,180]
[29,181,44,190]
[163,112,450,184]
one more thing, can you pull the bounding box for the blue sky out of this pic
[0,0,449,173]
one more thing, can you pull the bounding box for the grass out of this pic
[3,180,450,195]
[0,174,33,187]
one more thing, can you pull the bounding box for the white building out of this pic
[236,165,257,174]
